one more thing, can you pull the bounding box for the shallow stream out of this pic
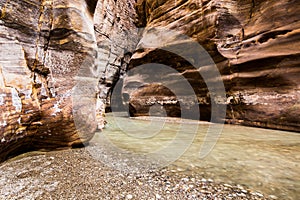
[90,113,300,199]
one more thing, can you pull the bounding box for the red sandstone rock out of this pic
[0,0,137,161]
[125,0,300,131]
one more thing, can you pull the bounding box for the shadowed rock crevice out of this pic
[86,0,98,16]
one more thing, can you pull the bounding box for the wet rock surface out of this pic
[124,0,300,132]
[0,147,273,200]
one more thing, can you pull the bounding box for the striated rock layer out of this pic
[0,0,137,161]
[123,0,300,132]
[0,0,299,162]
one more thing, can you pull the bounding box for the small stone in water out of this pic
[241,189,248,194]
[126,194,133,199]
[237,193,246,197]
[269,195,278,199]
[224,184,232,188]
[237,185,244,190]
[255,192,264,197]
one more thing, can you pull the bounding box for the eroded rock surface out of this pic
[0,0,137,161]
[124,0,300,131]
[0,0,299,162]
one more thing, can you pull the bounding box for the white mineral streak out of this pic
[23,90,32,100]
[52,103,62,116]
[96,97,105,130]
[0,67,5,87]
[40,84,47,97]
[0,120,7,127]
[11,88,22,112]
[242,93,296,105]
[0,94,5,105]
[157,100,178,105]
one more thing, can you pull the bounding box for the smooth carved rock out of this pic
[125,0,300,131]
[0,0,137,162]
[94,0,139,111]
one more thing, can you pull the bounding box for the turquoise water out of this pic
[91,113,300,199]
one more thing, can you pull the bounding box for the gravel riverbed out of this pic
[0,146,274,200]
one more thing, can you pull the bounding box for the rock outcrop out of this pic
[0,0,137,161]
[123,0,300,132]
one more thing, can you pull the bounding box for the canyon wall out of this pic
[124,0,300,131]
[0,0,137,161]
[0,0,299,162]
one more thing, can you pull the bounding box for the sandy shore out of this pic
[0,145,275,200]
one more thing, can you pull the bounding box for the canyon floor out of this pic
[1,114,299,199]
[0,147,273,200]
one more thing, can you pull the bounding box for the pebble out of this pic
[181,177,189,182]
[241,189,248,194]
[224,184,232,188]
[237,193,247,197]
[0,148,273,200]
[237,185,244,190]
[177,168,184,172]
[255,192,264,197]
[269,195,278,199]
[155,194,161,199]
[182,184,190,191]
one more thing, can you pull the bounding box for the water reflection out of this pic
[91,113,300,200]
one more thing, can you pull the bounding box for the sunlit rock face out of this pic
[0,0,137,161]
[124,0,300,132]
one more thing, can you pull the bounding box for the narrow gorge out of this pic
[0,0,300,199]
[0,0,299,162]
